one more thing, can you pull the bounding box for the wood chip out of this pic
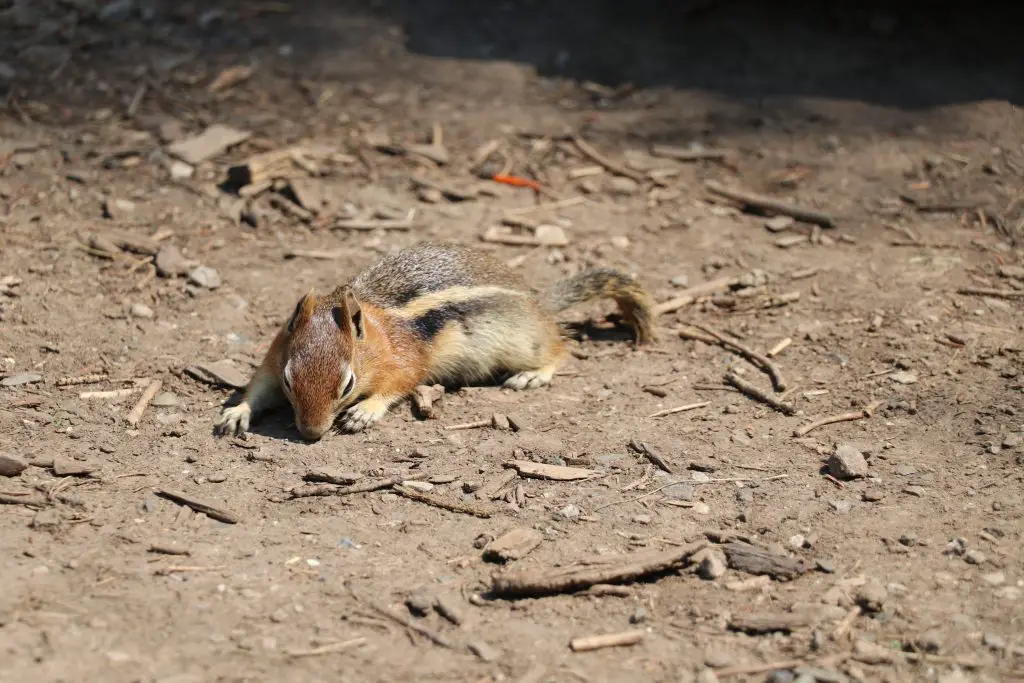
[166,124,252,165]
[483,527,544,562]
[185,361,248,390]
[504,460,599,481]
[724,541,808,581]
[728,611,816,634]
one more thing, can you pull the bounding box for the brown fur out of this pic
[213,242,657,441]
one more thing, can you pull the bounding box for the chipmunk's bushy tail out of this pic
[541,268,656,343]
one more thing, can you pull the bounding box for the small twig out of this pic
[354,591,460,652]
[628,439,673,473]
[653,274,739,316]
[705,180,836,228]
[956,287,1024,300]
[766,338,792,358]
[285,637,367,658]
[332,209,416,231]
[444,419,491,431]
[154,565,225,576]
[392,484,492,518]
[154,489,240,524]
[286,473,427,500]
[80,388,139,401]
[682,324,788,392]
[125,378,162,427]
[724,372,796,416]
[572,136,646,183]
[55,373,109,387]
[284,249,346,260]
[793,400,885,437]
[569,630,645,652]
[647,401,710,419]
[715,660,809,678]
[650,145,733,163]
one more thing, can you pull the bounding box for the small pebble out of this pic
[862,489,885,502]
[155,245,190,277]
[981,571,1006,586]
[964,549,987,565]
[150,392,179,408]
[698,550,727,580]
[129,302,154,319]
[556,504,580,522]
[188,266,222,289]
[630,606,647,624]
[828,443,868,480]
[855,579,887,613]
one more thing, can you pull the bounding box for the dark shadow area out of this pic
[2,0,1023,124]
[379,0,1024,108]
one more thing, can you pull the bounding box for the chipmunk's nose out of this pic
[296,421,328,441]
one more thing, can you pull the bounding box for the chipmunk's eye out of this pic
[341,372,356,398]
[282,364,293,393]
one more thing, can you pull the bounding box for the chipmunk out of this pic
[213,242,656,441]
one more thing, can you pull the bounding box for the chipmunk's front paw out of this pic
[503,367,555,391]
[339,399,388,433]
[213,404,251,437]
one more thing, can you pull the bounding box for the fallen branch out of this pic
[682,324,788,392]
[705,180,836,228]
[793,401,884,437]
[392,484,493,518]
[154,489,240,524]
[490,541,707,598]
[724,372,796,416]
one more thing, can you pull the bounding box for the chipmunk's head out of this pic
[280,287,364,440]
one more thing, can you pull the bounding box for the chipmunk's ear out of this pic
[332,288,364,340]
[288,288,316,333]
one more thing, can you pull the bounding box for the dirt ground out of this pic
[1,1,1023,682]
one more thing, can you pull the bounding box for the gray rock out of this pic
[828,443,868,479]
[188,266,222,289]
[556,504,580,522]
[155,245,190,277]
[0,62,15,82]
[0,452,28,477]
[1,372,42,387]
